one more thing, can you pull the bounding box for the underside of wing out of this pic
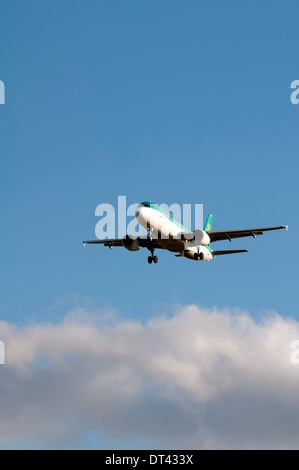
[212,249,248,256]
[207,225,287,243]
[83,236,165,250]
[83,239,123,247]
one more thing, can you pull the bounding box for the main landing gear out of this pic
[148,255,158,264]
[194,252,204,261]
[148,245,158,264]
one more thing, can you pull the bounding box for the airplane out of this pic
[83,201,288,264]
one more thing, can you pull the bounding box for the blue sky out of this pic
[0,1,299,449]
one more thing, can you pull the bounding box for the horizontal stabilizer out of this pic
[212,249,248,256]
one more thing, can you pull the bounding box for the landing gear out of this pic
[194,252,204,261]
[148,245,158,264]
[148,255,158,264]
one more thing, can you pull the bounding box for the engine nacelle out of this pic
[181,229,210,246]
[122,235,140,251]
[194,229,211,246]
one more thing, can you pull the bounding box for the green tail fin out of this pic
[204,213,213,231]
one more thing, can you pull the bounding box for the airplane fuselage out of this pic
[135,204,213,261]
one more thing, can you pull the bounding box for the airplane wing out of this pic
[212,249,248,256]
[207,225,288,243]
[83,239,123,247]
[83,236,165,250]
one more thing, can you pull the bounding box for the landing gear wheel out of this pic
[153,256,158,264]
[148,256,153,264]
[194,253,199,261]
[199,253,204,260]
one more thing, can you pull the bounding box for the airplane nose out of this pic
[135,204,142,219]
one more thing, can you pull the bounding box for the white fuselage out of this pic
[135,205,213,261]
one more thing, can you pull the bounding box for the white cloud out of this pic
[0,305,299,449]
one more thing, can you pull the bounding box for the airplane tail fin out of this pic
[204,213,213,232]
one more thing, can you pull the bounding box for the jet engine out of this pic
[180,229,211,246]
[122,235,140,251]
